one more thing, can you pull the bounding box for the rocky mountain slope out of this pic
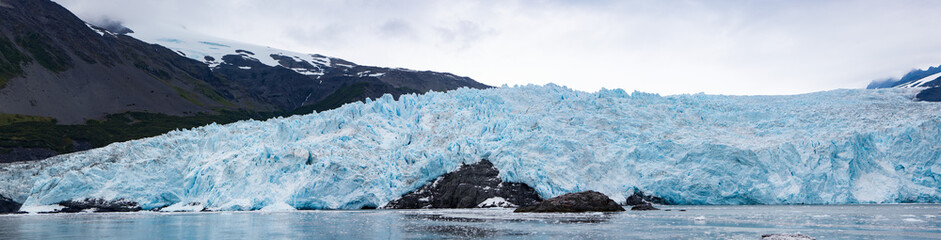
[0,0,488,162]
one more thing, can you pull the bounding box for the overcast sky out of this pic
[57,0,941,95]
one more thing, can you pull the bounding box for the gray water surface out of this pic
[1,205,940,239]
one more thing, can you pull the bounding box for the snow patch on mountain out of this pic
[127,27,348,76]
[85,23,117,37]
[899,72,941,88]
[1,85,940,211]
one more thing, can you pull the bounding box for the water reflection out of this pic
[0,205,939,239]
[407,225,503,238]
[406,213,490,222]
[405,210,615,224]
[402,210,613,238]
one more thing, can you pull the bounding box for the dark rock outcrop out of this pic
[761,233,815,240]
[514,191,625,213]
[57,198,141,213]
[0,194,21,214]
[630,203,658,211]
[916,87,941,102]
[385,160,542,209]
[0,147,58,163]
[624,188,666,207]
[625,193,647,206]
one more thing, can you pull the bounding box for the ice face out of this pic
[1,85,940,210]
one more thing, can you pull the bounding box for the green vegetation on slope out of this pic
[0,36,30,88]
[195,82,234,107]
[171,86,205,107]
[0,110,280,154]
[14,32,72,73]
[0,82,420,159]
[0,113,55,126]
[0,31,75,88]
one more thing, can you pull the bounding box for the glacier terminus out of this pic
[1,85,940,212]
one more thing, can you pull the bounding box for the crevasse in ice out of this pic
[1,85,940,210]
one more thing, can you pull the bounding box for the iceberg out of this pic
[1,85,940,211]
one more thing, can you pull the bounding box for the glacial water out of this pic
[1,205,939,239]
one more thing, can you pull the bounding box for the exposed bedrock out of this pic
[514,191,625,213]
[56,198,142,213]
[916,87,941,102]
[630,203,659,211]
[624,189,667,206]
[385,159,542,209]
[0,194,22,214]
[761,233,816,240]
[625,189,662,210]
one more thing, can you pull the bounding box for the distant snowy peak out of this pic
[135,32,359,78]
[124,28,390,78]
[868,65,941,89]
[114,25,488,112]
[868,64,941,101]
[121,25,489,94]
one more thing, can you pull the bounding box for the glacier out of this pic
[1,85,941,211]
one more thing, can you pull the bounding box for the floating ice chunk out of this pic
[20,204,64,214]
[159,202,205,212]
[259,202,296,212]
[477,197,517,208]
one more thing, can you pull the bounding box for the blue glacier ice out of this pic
[1,85,940,211]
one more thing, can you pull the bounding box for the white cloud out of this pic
[55,0,941,95]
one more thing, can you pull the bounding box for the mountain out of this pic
[131,30,487,113]
[867,64,941,102]
[867,65,941,89]
[2,85,939,212]
[0,0,488,162]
